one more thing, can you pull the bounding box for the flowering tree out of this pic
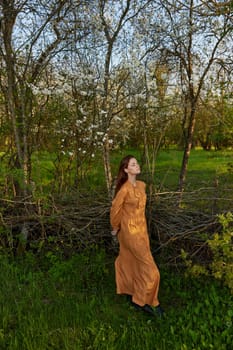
[90,0,151,195]
[0,0,89,196]
[1,0,232,199]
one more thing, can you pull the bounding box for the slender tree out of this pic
[145,0,233,194]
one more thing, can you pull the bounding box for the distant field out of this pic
[108,148,233,191]
[1,148,232,194]
[153,148,233,190]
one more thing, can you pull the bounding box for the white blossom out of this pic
[100,110,107,115]
[80,90,88,96]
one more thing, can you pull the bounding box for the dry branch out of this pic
[0,186,232,263]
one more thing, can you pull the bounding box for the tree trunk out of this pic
[102,137,112,197]
[178,104,196,194]
[1,2,30,197]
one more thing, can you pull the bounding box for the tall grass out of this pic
[0,249,232,350]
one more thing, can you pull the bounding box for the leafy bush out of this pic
[182,212,233,293]
[208,212,233,292]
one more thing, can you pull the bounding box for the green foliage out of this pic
[45,247,108,289]
[181,212,233,293]
[208,212,233,292]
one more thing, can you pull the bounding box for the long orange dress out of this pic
[110,180,160,307]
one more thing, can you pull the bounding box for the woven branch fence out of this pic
[0,186,232,264]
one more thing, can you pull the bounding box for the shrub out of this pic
[207,212,233,292]
[183,212,233,293]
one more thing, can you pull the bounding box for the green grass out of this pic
[1,148,232,349]
[153,148,233,190]
[0,249,232,350]
[108,148,233,192]
[1,148,232,194]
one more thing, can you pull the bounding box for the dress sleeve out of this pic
[110,186,127,230]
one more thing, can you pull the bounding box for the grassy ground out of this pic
[154,148,233,190]
[84,148,233,191]
[0,249,232,350]
[26,148,233,192]
[0,148,232,349]
[1,148,232,193]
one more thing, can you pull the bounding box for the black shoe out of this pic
[131,301,142,311]
[126,294,132,303]
[131,302,155,316]
[142,304,155,316]
[155,304,165,317]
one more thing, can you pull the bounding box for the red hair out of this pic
[114,155,135,197]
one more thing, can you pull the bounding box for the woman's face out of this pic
[125,157,141,176]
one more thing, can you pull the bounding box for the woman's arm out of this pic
[110,185,127,232]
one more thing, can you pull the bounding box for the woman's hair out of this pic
[114,155,134,197]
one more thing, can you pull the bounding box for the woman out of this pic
[110,155,164,317]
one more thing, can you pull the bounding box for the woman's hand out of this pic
[111,229,118,236]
